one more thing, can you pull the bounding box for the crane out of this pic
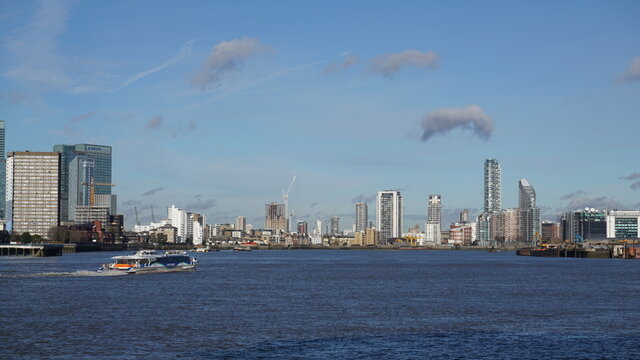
[81,177,115,206]
[282,176,296,233]
[134,206,140,226]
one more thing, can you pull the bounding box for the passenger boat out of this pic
[98,250,198,274]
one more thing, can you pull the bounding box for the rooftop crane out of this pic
[81,177,115,206]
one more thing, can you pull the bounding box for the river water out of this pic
[1,250,639,359]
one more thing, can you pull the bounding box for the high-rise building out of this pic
[484,159,502,213]
[0,121,5,220]
[265,202,287,233]
[459,209,469,223]
[606,211,640,239]
[187,212,206,245]
[427,195,442,225]
[355,202,368,233]
[168,204,187,241]
[53,143,113,222]
[6,152,60,237]
[518,179,541,243]
[297,221,308,235]
[235,216,246,233]
[376,190,403,244]
[426,195,442,244]
[476,212,492,246]
[67,155,95,221]
[492,208,520,243]
[561,208,607,241]
[330,216,340,235]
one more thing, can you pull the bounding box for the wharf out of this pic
[0,244,64,257]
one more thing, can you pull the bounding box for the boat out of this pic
[233,247,252,252]
[98,250,198,274]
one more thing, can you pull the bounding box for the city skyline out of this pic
[1,1,639,229]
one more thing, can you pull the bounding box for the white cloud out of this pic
[370,49,438,77]
[191,37,267,91]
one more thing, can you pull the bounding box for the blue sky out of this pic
[1,0,639,229]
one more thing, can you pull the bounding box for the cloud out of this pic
[370,49,438,77]
[146,116,163,129]
[188,120,197,131]
[324,54,359,73]
[631,181,640,190]
[70,112,95,123]
[310,202,318,208]
[121,39,196,88]
[619,172,640,181]
[619,57,640,82]
[191,37,267,91]
[184,197,217,211]
[420,104,494,142]
[3,0,72,88]
[560,190,587,200]
[142,186,166,196]
[352,194,375,204]
[565,196,624,211]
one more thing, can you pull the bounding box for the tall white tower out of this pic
[376,190,403,244]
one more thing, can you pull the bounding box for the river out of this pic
[1,249,638,359]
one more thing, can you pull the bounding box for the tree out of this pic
[21,232,33,244]
[0,230,10,244]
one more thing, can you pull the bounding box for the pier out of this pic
[0,244,64,257]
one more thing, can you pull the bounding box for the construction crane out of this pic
[134,207,140,226]
[151,206,155,223]
[533,232,544,247]
[282,176,296,233]
[81,177,115,206]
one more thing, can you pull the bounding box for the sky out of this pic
[1,0,639,230]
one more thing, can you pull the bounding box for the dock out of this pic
[0,244,65,257]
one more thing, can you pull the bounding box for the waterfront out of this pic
[1,250,639,359]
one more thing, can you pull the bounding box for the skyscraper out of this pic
[376,190,403,244]
[479,159,502,246]
[297,221,308,235]
[235,216,246,233]
[330,216,340,235]
[518,179,541,243]
[425,195,442,244]
[7,152,60,237]
[67,155,95,221]
[265,202,287,233]
[355,202,368,233]
[168,204,187,241]
[484,159,502,213]
[427,195,442,225]
[0,120,5,220]
[54,143,113,222]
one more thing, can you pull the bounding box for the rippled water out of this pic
[1,250,638,359]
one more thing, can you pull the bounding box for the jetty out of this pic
[0,244,65,257]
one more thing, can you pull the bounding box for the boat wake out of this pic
[0,270,128,278]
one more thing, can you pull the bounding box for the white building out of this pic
[187,212,206,245]
[425,223,442,245]
[168,205,187,242]
[606,210,640,239]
